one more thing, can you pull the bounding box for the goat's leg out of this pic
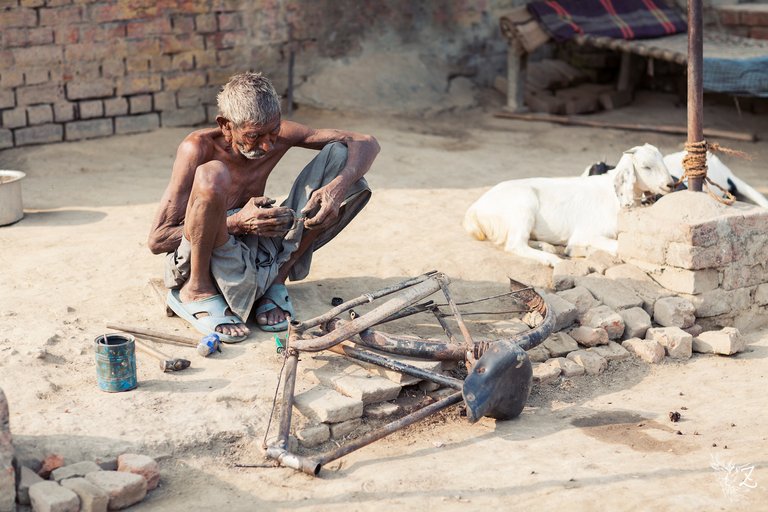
[501,195,562,266]
[566,233,618,257]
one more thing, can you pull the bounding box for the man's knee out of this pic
[193,160,231,198]
[324,141,348,168]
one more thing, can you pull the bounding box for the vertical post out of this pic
[687,0,704,192]
[506,40,527,112]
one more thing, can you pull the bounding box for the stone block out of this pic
[575,275,644,310]
[604,263,674,314]
[17,466,44,505]
[161,106,206,127]
[665,241,733,270]
[29,481,80,512]
[653,296,696,328]
[0,129,12,149]
[78,100,104,119]
[3,107,27,129]
[0,393,14,512]
[617,232,667,265]
[16,84,64,105]
[619,307,651,340]
[0,89,15,110]
[721,262,768,291]
[295,424,330,448]
[53,102,75,122]
[94,457,117,472]
[756,284,768,306]
[680,287,751,318]
[117,454,159,491]
[541,332,578,357]
[60,478,109,512]
[546,357,585,377]
[507,259,552,290]
[569,326,609,347]
[527,345,550,363]
[645,265,720,295]
[115,113,160,135]
[552,259,591,290]
[66,79,114,100]
[622,338,665,363]
[364,402,401,420]
[103,97,128,117]
[566,350,607,375]
[293,387,363,423]
[85,471,146,510]
[65,119,113,141]
[51,461,101,482]
[683,324,704,337]
[693,327,746,356]
[129,94,152,114]
[588,341,630,361]
[329,418,363,439]
[532,362,561,384]
[540,292,578,331]
[491,318,530,337]
[309,363,402,405]
[646,327,692,359]
[556,286,598,316]
[580,305,625,339]
[14,123,63,146]
[27,104,53,125]
[585,250,621,274]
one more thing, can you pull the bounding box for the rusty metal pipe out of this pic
[293,277,443,352]
[314,392,464,469]
[293,271,439,332]
[276,350,299,450]
[357,328,466,361]
[327,343,464,389]
[265,447,321,476]
[687,0,704,192]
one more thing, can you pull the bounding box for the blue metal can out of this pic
[94,334,138,392]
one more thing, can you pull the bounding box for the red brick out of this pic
[66,42,126,61]
[116,75,162,95]
[149,54,172,72]
[158,0,209,14]
[20,0,46,6]
[171,52,195,71]
[2,28,31,48]
[129,94,152,114]
[60,61,101,81]
[54,26,80,45]
[102,58,126,78]
[65,118,113,140]
[80,23,127,43]
[160,34,204,54]
[153,90,176,110]
[124,38,161,55]
[750,27,768,40]
[190,50,216,68]
[161,106,206,127]
[24,68,50,85]
[38,454,65,479]
[2,108,26,129]
[0,8,37,28]
[66,79,114,100]
[13,45,63,66]
[126,56,150,73]
[0,89,15,109]
[163,71,206,91]
[79,99,104,119]
[115,113,160,134]
[171,14,195,33]
[14,124,63,145]
[53,101,75,122]
[39,5,83,25]
[0,70,25,88]
[195,13,217,32]
[0,51,14,68]
[117,454,160,490]
[216,49,235,67]
[46,0,75,6]
[17,84,64,105]
[88,2,157,22]
[217,12,242,31]
[126,17,172,38]
[210,0,242,11]
[27,104,53,125]
[740,8,768,27]
[177,87,203,107]
[104,97,129,116]
[718,8,741,26]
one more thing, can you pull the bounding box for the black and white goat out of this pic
[584,151,768,208]
[463,144,675,266]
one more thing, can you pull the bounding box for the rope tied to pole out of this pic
[680,140,737,205]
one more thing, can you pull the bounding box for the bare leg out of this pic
[255,225,324,327]
[180,161,250,337]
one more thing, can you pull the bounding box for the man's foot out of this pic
[254,283,295,332]
[179,284,250,338]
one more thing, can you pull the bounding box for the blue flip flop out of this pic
[166,289,248,344]
[255,283,296,332]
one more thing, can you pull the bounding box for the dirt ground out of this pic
[1,91,767,511]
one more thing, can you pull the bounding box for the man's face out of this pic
[227,117,281,160]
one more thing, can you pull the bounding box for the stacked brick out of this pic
[717,4,768,40]
[0,0,290,149]
[617,191,768,332]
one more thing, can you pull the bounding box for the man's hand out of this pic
[233,197,294,237]
[302,181,345,230]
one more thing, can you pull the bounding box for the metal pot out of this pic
[0,170,26,226]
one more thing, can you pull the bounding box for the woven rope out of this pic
[681,140,738,205]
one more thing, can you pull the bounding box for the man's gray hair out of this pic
[217,72,281,127]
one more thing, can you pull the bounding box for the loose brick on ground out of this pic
[85,471,147,510]
[51,461,102,482]
[575,275,644,311]
[588,341,630,361]
[295,424,330,448]
[546,357,585,377]
[542,332,578,357]
[653,296,696,328]
[29,481,80,512]
[17,466,44,506]
[117,454,160,491]
[329,418,363,439]
[693,327,746,356]
[364,402,401,420]
[566,350,607,375]
[646,327,693,359]
[309,362,402,405]
[580,305,625,339]
[532,362,561,384]
[622,337,666,363]
[293,387,363,423]
[61,477,109,512]
[619,307,651,340]
[556,286,598,316]
[527,344,550,362]
[569,326,609,347]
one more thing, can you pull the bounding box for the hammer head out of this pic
[160,358,191,372]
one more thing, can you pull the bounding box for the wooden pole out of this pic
[687,0,705,191]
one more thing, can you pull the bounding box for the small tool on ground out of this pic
[134,339,191,372]
[107,323,222,358]
[197,333,222,356]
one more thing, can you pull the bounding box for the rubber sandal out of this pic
[166,289,248,343]
[256,283,296,332]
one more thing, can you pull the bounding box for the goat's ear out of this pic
[623,146,640,155]
[614,164,637,208]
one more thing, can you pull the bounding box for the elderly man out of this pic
[148,72,378,342]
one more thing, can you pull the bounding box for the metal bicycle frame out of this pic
[263,271,554,476]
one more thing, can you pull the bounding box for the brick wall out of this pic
[0,0,520,149]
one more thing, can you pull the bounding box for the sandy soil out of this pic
[1,91,767,511]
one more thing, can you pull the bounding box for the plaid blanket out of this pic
[527,0,687,42]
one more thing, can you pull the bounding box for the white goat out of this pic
[664,151,768,208]
[463,144,674,266]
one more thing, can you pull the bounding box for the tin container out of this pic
[0,170,26,226]
[94,334,137,392]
